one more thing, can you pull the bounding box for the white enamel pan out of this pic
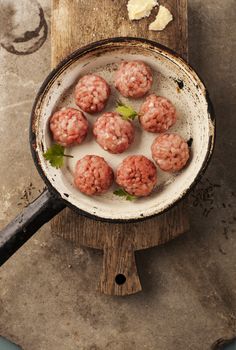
[0,37,215,265]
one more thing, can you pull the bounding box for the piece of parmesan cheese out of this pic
[149,5,173,31]
[127,0,158,20]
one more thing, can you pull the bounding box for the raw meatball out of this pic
[49,107,88,147]
[75,74,110,114]
[74,155,113,195]
[116,155,157,197]
[139,94,176,133]
[93,112,135,154]
[151,133,190,172]
[115,60,153,98]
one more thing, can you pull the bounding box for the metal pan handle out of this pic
[0,188,65,266]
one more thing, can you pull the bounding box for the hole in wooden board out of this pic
[115,274,126,285]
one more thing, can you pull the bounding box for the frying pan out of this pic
[0,37,215,266]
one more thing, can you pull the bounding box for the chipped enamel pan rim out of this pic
[30,37,215,223]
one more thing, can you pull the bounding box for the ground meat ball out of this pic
[116,155,157,197]
[93,112,135,154]
[74,74,110,114]
[74,155,113,195]
[49,107,88,147]
[139,94,177,133]
[151,133,190,172]
[115,60,153,98]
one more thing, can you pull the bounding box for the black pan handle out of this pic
[0,188,65,266]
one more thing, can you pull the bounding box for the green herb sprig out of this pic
[43,144,73,169]
[116,100,138,121]
[113,188,137,201]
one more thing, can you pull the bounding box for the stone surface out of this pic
[0,1,236,349]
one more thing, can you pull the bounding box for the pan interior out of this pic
[34,42,214,220]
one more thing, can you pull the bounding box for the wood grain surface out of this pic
[51,0,189,295]
[51,0,188,66]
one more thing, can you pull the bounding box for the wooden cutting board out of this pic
[51,0,189,296]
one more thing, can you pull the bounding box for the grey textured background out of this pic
[0,1,235,349]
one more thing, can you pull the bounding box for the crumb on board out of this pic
[127,0,158,20]
[149,5,173,31]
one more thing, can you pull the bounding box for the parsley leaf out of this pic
[113,188,137,201]
[43,144,73,169]
[116,100,137,121]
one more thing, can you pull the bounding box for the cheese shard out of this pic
[149,5,173,31]
[127,0,158,20]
